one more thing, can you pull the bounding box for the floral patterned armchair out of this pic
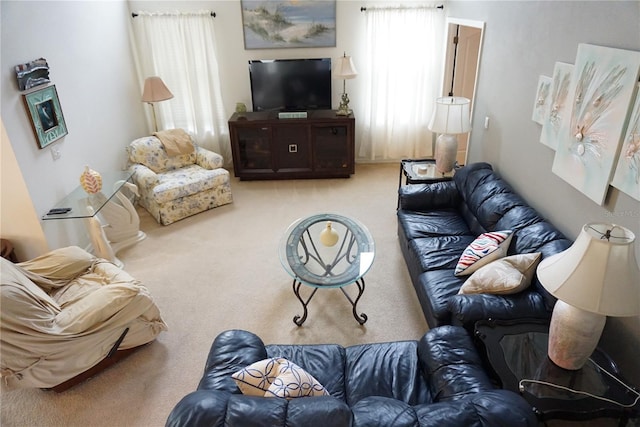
[127,133,233,225]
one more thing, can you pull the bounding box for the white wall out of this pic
[447,0,640,384]
[0,0,147,251]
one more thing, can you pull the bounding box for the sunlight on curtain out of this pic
[130,11,230,162]
[359,8,444,161]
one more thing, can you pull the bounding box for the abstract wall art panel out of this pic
[611,88,640,201]
[532,75,552,125]
[540,62,573,149]
[551,44,640,205]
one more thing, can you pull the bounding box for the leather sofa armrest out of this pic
[447,291,551,332]
[418,325,493,401]
[195,146,224,170]
[197,329,268,392]
[398,181,461,212]
[416,390,538,427]
[130,164,159,189]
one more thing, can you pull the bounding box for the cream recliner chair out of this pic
[127,130,233,225]
[0,246,167,391]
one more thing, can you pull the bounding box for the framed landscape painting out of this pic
[611,89,640,201]
[241,0,336,49]
[23,84,68,149]
[551,44,640,205]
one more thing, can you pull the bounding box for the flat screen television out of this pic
[249,58,331,112]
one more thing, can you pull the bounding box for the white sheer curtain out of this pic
[359,7,445,161]
[130,11,230,162]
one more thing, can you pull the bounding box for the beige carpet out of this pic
[0,163,428,427]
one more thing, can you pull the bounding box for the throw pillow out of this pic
[232,357,330,399]
[458,252,542,295]
[455,230,513,276]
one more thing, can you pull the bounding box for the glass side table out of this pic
[42,170,145,267]
[474,319,640,424]
[397,159,459,208]
[279,213,375,326]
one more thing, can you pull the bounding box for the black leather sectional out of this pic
[166,327,537,427]
[397,162,572,330]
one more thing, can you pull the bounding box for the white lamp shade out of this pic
[334,55,357,80]
[142,76,174,103]
[428,96,471,134]
[537,223,640,317]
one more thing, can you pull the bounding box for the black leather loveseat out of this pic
[397,162,572,330]
[166,326,536,427]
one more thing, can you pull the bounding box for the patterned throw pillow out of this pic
[458,252,542,295]
[232,357,330,399]
[454,230,513,276]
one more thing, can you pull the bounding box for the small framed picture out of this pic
[23,84,68,149]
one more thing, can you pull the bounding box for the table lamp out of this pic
[536,223,640,370]
[334,53,357,116]
[428,96,471,174]
[141,76,173,132]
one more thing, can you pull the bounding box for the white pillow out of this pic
[458,252,542,295]
[232,357,329,399]
[455,230,513,276]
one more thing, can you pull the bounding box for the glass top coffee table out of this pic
[279,213,375,326]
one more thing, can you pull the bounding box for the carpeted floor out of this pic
[0,163,428,427]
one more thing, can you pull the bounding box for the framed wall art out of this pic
[15,57,50,91]
[241,0,336,49]
[23,84,68,149]
[551,43,640,205]
[532,75,552,125]
[540,62,573,149]
[611,88,640,201]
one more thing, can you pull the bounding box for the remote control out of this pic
[47,207,71,215]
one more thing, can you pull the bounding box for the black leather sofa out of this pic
[166,326,537,427]
[397,162,572,330]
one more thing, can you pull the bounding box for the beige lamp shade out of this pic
[141,76,174,103]
[537,223,640,317]
[333,54,358,80]
[428,97,471,134]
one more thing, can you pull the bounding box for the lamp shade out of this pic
[537,223,640,317]
[428,96,471,134]
[334,54,357,80]
[141,76,174,103]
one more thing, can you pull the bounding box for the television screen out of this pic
[249,58,332,112]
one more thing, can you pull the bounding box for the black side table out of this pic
[474,319,640,425]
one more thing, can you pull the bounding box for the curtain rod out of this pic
[361,5,443,12]
[131,11,216,18]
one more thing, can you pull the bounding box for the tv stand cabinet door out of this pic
[311,124,354,176]
[231,125,274,176]
[273,124,312,173]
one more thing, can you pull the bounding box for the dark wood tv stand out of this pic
[228,110,355,180]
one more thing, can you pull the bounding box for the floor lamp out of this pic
[141,76,173,132]
[536,223,640,370]
[334,53,357,116]
[428,97,471,174]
